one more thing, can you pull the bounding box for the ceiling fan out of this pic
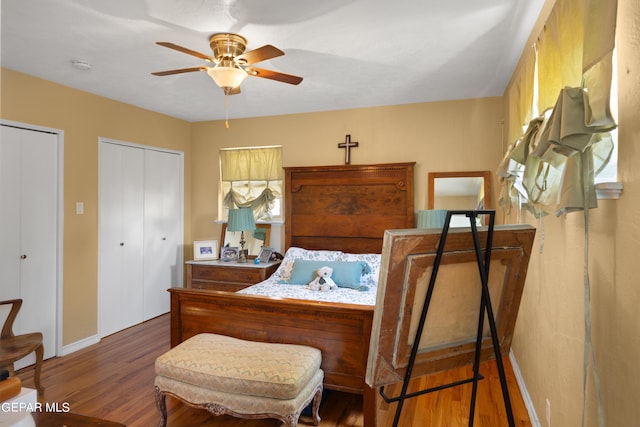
[152,33,303,95]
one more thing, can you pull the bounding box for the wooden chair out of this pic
[0,299,44,397]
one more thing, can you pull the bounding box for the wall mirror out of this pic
[220,223,271,257]
[427,171,492,226]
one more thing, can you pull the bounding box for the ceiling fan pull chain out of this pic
[225,93,230,128]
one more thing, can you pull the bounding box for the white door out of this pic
[98,142,144,337]
[0,124,58,361]
[99,141,183,336]
[143,149,183,319]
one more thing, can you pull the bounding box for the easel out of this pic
[379,210,516,427]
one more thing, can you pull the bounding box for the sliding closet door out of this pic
[99,142,144,337]
[99,140,183,336]
[143,149,183,320]
[0,124,58,361]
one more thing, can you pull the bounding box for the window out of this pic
[594,46,618,184]
[218,146,283,222]
[500,0,620,217]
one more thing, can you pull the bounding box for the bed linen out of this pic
[237,247,380,306]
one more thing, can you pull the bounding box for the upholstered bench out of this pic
[154,333,323,427]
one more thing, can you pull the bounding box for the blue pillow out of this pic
[286,260,371,290]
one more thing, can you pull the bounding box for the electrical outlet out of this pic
[545,398,551,426]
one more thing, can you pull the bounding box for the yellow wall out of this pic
[191,98,505,245]
[1,67,504,349]
[0,69,192,345]
[506,0,639,425]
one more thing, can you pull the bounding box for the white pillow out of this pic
[336,253,382,286]
[273,247,343,281]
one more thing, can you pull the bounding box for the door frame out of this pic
[1,119,64,358]
[97,137,184,337]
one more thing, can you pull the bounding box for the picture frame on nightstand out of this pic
[220,246,239,262]
[193,240,218,261]
[257,247,274,263]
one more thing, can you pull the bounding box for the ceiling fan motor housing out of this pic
[209,33,247,62]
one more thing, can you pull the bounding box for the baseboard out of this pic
[509,350,541,427]
[61,334,100,356]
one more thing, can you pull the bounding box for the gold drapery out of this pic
[220,146,282,182]
[219,146,282,221]
[502,0,617,217]
[507,48,536,143]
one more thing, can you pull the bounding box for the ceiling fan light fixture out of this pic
[153,32,302,92]
[207,64,248,89]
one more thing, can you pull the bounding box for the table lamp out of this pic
[227,208,256,263]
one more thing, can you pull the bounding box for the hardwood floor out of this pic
[16,314,531,426]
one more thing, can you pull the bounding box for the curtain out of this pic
[537,0,584,113]
[502,0,617,217]
[582,0,617,128]
[219,146,282,221]
[220,146,282,182]
[507,47,536,143]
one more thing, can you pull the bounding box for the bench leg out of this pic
[282,381,322,427]
[155,386,167,427]
[282,413,297,427]
[311,383,323,426]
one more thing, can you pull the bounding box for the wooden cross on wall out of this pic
[338,134,359,165]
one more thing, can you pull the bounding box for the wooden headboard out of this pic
[284,162,415,253]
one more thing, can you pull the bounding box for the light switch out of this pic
[75,202,84,215]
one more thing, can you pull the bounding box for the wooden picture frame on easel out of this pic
[366,224,535,388]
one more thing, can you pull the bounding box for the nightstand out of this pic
[186,259,281,292]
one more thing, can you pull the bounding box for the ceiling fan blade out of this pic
[156,42,213,62]
[246,67,303,85]
[151,67,206,76]
[236,45,284,65]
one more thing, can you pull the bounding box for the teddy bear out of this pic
[308,266,338,291]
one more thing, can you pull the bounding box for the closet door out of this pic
[0,124,58,361]
[98,142,144,337]
[143,149,183,320]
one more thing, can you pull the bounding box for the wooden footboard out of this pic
[168,163,417,426]
[169,288,374,395]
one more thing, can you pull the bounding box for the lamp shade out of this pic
[207,63,248,89]
[227,208,256,232]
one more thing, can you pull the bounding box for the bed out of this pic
[169,162,415,427]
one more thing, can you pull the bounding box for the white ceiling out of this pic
[1,0,545,123]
